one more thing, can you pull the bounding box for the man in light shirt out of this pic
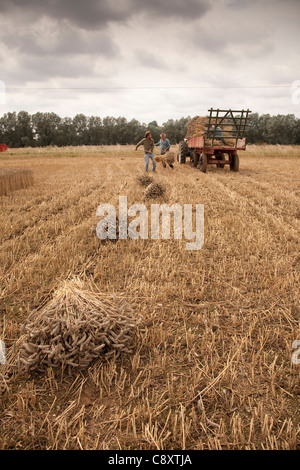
[155,133,173,169]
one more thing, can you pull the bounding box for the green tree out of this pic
[162,117,190,143]
[32,112,62,146]
[73,114,88,145]
[55,117,75,146]
[0,112,18,147]
[147,120,161,143]
[16,111,34,147]
[87,116,103,145]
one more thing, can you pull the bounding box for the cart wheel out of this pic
[230,153,239,172]
[178,141,188,164]
[199,153,207,173]
[190,151,199,168]
[216,153,225,168]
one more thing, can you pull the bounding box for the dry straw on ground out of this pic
[16,278,142,373]
[0,168,34,196]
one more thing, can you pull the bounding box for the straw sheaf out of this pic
[154,153,175,166]
[164,152,175,164]
[137,173,154,187]
[0,168,34,196]
[144,181,166,199]
[16,279,142,373]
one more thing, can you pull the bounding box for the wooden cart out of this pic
[178,108,251,172]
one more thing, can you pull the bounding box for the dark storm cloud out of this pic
[0,0,127,29]
[0,0,211,29]
[138,0,211,19]
[1,27,118,58]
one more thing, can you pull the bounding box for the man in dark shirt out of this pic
[135,130,156,172]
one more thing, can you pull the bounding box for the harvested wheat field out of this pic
[0,144,299,450]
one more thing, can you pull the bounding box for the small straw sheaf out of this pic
[144,181,166,199]
[137,173,154,187]
[17,279,142,373]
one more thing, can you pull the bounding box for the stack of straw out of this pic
[16,279,142,373]
[0,168,34,196]
[144,181,166,199]
[186,116,208,139]
[137,173,154,187]
[186,116,235,146]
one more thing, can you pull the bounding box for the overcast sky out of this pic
[0,0,299,124]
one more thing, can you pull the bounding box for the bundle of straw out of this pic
[17,279,142,373]
[164,152,175,164]
[154,153,175,166]
[0,168,34,196]
[137,173,154,187]
[144,181,166,199]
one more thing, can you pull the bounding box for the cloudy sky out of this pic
[0,0,299,124]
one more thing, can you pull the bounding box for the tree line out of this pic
[0,111,300,148]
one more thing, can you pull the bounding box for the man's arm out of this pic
[135,138,145,150]
[161,138,170,153]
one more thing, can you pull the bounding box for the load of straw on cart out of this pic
[185,116,235,146]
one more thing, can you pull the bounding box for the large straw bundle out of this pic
[164,152,175,164]
[0,168,34,196]
[154,152,175,167]
[17,279,142,373]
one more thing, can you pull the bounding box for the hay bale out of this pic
[17,278,142,373]
[144,181,166,199]
[137,173,154,187]
[0,168,34,196]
